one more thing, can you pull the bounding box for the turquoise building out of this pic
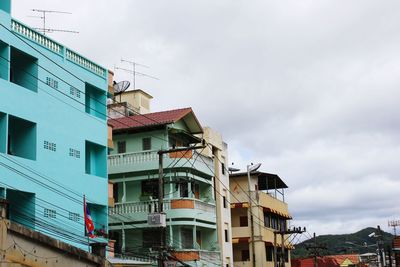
[108,108,221,266]
[0,0,111,249]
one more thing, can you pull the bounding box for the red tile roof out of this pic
[292,254,360,267]
[109,107,194,131]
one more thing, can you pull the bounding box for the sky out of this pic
[11,0,400,238]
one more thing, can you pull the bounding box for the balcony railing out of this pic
[109,200,170,215]
[108,150,214,176]
[109,199,215,215]
[172,249,220,265]
[11,19,106,78]
[108,150,161,167]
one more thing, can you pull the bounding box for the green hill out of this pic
[291,227,394,259]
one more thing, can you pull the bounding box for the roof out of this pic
[109,107,203,134]
[292,255,360,267]
[122,89,153,99]
[230,171,288,189]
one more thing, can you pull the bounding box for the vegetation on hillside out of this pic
[291,227,394,259]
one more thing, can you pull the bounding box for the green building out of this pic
[108,107,221,266]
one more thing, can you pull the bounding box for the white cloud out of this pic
[11,0,400,235]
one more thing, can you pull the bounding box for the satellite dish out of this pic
[106,98,114,105]
[248,163,262,173]
[113,80,130,95]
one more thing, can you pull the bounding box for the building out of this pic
[230,171,293,267]
[0,0,112,250]
[0,200,111,266]
[108,107,221,266]
[201,127,234,267]
[292,254,361,267]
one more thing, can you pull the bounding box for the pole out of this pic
[247,165,256,267]
[378,225,385,267]
[158,152,164,267]
[281,233,285,267]
[313,233,318,267]
[274,232,278,267]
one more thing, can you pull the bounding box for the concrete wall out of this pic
[0,5,109,251]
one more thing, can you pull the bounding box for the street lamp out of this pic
[247,163,261,267]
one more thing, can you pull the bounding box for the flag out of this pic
[84,196,95,238]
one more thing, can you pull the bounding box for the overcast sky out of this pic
[12,0,400,238]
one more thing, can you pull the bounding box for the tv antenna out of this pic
[30,9,79,35]
[388,220,400,236]
[116,58,159,90]
[113,81,131,102]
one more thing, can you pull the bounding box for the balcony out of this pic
[232,226,251,238]
[172,249,220,266]
[109,198,216,225]
[108,150,214,177]
[234,261,252,267]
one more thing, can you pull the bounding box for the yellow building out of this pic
[230,171,292,267]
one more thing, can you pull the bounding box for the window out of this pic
[8,115,36,160]
[224,229,229,242]
[196,230,202,248]
[223,196,227,208]
[266,246,273,261]
[0,41,8,81]
[241,250,250,261]
[264,212,271,228]
[180,181,188,198]
[142,137,151,150]
[0,112,7,153]
[142,229,160,248]
[85,83,106,120]
[44,141,56,152]
[240,216,248,227]
[181,228,193,249]
[192,183,200,199]
[117,141,126,154]
[69,212,80,222]
[85,141,107,177]
[222,163,225,175]
[10,47,38,92]
[142,180,159,199]
[69,148,80,158]
[223,189,228,208]
[44,208,56,218]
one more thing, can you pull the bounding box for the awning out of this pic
[230,202,249,209]
[232,237,250,244]
[263,207,292,219]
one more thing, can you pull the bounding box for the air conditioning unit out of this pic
[148,213,166,227]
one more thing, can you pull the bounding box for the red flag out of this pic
[83,196,95,238]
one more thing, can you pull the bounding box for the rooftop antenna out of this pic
[30,9,79,35]
[117,59,159,90]
[389,220,400,236]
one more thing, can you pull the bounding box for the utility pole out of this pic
[377,225,386,267]
[246,163,261,267]
[274,227,306,267]
[305,232,327,267]
[156,145,206,267]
